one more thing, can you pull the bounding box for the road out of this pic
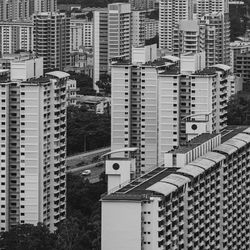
[66,147,111,183]
[67,161,105,183]
[66,147,110,169]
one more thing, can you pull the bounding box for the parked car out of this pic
[81,169,91,176]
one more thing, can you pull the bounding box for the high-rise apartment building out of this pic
[159,0,193,50]
[230,41,250,73]
[129,0,156,10]
[93,9,108,90]
[235,51,250,91]
[102,126,250,250]
[108,3,132,62]
[70,18,93,52]
[0,20,33,55]
[145,18,158,40]
[111,51,231,173]
[196,0,229,17]
[33,12,70,71]
[200,12,230,67]
[173,20,205,57]
[0,0,30,21]
[0,59,67,232]
[132,11,146,47]
[32,0,57,14]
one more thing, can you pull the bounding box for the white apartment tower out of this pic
[173,19,205,57]
[32,0,57,13]
[111,52,230,173]
[131,11,146,47]
[70,18,93,52]
[159,0,193,50]
[200,12,230,67]
[0,20,33,55]
[33,12,70,71]
[197,0,229,17]
[93,9,108,91]
[0,60,67,232]
[108,3,132,62]
[0,0,30,21]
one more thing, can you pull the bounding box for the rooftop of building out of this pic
[22,77,51,85]
[76,95,110,104]
[192,67,217,75]
[102,126,250,201]
[46,71,70,79]
[168,133,219,154]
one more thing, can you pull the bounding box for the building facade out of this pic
[108,3,132,61]
[129,0,156,10]
[0,21,33,55]
[145,18,158,40]
[111,53,231,173]
[102,126,250,250]
[196,0,229,17]
[70,18,93,52]
[200,12,230,67]
[159,0,193,50]
[0,60,67,232]
[93,9,108,91]
[33,12,70,71]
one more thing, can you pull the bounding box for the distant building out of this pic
[93,9,108,91]
[108,3,132,62]
[129,0,156,10]
[66,79,78,106]
[159,0,193,50]
[145,18,158,40]
[230,41,250,73]
[0,20,33,55]
[33,12,70,71]
[70,18,93,52]
[235,51,250,91]
[76,95,110,114]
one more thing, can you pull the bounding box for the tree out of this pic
[54,217,82,250]
[67,106,111,155]
[227,94,250,125]
[95,74,111,96]
[0,223,56,250]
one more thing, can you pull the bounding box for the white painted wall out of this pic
[102,200,142,250]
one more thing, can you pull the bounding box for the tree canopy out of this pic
[67,106,111,155]
[0,175,107,250]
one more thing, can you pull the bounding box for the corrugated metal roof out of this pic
[214,144,237,155]
[203,151,226,163]
[46,71,70,79]
[162,174,190,187]
[177,165,204,178]
[224,138,246,149]
[147,182,177,196]
[233,133,250,143]
[189,158,215,170]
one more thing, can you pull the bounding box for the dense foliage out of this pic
[229,4,248,41]
[67,106,111,155]
[69,72,96,96]
[227,94,250,125]
[0,175,107,250]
